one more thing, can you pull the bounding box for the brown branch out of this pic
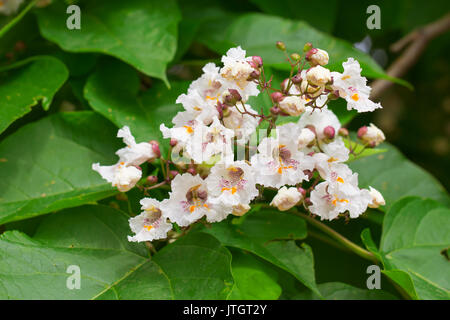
[370,13,450,100]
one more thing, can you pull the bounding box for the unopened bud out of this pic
[323,126,335,139]
[290,53,301,61]
[303,42,313,53]
[146,175,158,184]
[270,186,302,211]
[357,126,368,139]
[170,138,178,147]
[338,128,349,137]
[270,106,281,115]
[169,170,179,178]
[232,204,251,216]
[292,74,302,84]
[358,124,385,147]
[248,69,260,81]
[304,197,312,206]
[149,140,161,158]
[368,186,386,208]
[252,55,263,67]
[307,48,329,66]
[271,91,284,103]
[223,89,241,106]
[297,187,307,198]
[276,41,286,51]
[280,78,289,92]
[327,91,339,100]
[187,167,196,175]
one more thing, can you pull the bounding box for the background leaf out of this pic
[0,56,68,133]
[35,0,181,84]
[0,111,121,224]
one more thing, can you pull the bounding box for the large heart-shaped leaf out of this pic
[0,111,121,224]
[198,210,320,296]
[35,0,181,85]
[349,143,450,209]
[0,205,234,299]
[362,197,450,300]
[197,13,396,81]
[84,59,187,153]
[0,56,68,134]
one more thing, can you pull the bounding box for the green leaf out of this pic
[0,56,68,133]
[35,0,181,85]
[349,143,450,209]
[152,232,234,299]
[198,13,391,80]
[228,249,281,300]
[0,205,157,299]
[293,282,398,300]
[198,210,320,296]
[0,111,121,224]
[374,197,450,300]
[84,58,187,154]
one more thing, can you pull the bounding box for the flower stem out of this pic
[0,0,38,38]
[292,209,379,264]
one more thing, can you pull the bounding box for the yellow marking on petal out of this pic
[183,126,194,134]
[189,205,196,213]
[144,225,153,231]
[341,75,351,80]
[327,157,338,163]
[193,106,202,111]
[351,93,359,101]
[120,161,125,166]
[336,177,344,183]
[206,95,218,101]
[203,203,209,209]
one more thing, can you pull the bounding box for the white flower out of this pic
[92,161,141,192]
[331,58,382,112]
[175,90,219,126]
[0,0,23,15]
[251,137,315,188]
[277,123,315,151]
[161,173,224,226]
[307,65,332,86]
[115,126,156,166]
[298,128,316,149]
[221,46,254,84]
[359,123,385,146]
[223,104,258,143]
[309,48,329,66]
[206,161,258,210]
[309,166,372,220]
[270,186,302,211]
[313,139,350,180]
[127,198,172,242]
[368,186,385,208]
[186,117,235,164]
[298,106,341,141]
[279,96,306,116]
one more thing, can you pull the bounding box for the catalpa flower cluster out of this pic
[93,42,386,243]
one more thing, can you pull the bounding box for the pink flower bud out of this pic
[146,175,158,184]
[149,140,161,158]
[357,126,368,139]
[169,170,178,178]
[303,42,313,52]
[338,128,349,137]
[276,41,286,51]
[323,126,335,139]
[292,74,302,84]
[297,187,307,197]
[187,167,196,175]
[270,106,281,115]
[271,91,284,103]
[248,69,260,80]
[170,138,178,147]
[305,48,318,60]
[252,55,263,67]
[304,197,312,206]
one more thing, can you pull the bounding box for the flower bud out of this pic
[303,42,313,52]
[280,78,289,92]
[307,48,329,66]
[146,175,158,184]
[149,140,161,158]
[279,96,306,116]
[270,186,302,211]
[298,128,316,149]
[290,53,301,61]
[187,167,197,175]
[232,204,251,216]
[368,187,385,208]
[248,69,260,81]
[306,65,332,86]
[270,106,281,115]
[297,187,307,198]
[169,170,179,178]
[252,55,263,68]
[338,128,349,137]
[327,91,339,100]
[323,126,335,139]
[358,124,385,147]
[304,197,312,206]
[276,41,286,51]
[223,89,241,106]
[292,74,302,84]
[270,91,284,103]
[303,169,313,180]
